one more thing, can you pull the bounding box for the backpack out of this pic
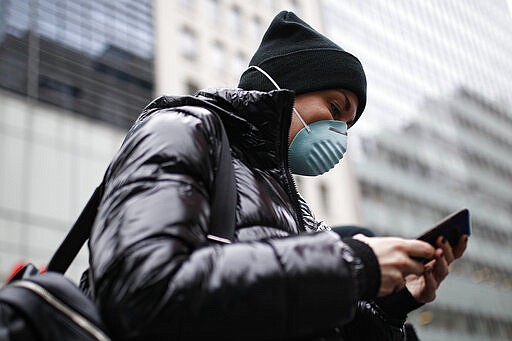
[0,113,236,340]
[0,187,111,341]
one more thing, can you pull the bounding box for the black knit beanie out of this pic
[238,11,367,124]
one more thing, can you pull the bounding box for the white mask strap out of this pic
[247,65,311,133]
[292,108,311,133]
[247,65,281,89]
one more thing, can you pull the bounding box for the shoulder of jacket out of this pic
[132,96,222,129]
[141,102,216,122]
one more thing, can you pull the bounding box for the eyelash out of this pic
[331,102,353,128]
[330,103,342,120]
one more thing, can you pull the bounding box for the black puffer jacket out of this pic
[88,88,417,340]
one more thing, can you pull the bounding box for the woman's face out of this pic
[288,89,359,145]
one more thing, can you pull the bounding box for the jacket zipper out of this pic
[286,166,305,233]
[12,281,111,341]
[280,94,306,233]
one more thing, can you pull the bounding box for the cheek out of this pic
[318,108,334,121]
[288,113,304,146]
[302,102,333,123]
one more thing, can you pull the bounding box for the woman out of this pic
[86,11,467,340]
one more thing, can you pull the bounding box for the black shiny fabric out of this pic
[88,88,406,340]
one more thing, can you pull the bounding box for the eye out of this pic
[330,102,342,120]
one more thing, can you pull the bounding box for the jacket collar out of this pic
[143,88,295,169]
[195,88,296,169]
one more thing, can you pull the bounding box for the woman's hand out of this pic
[353,234,436,297]
[405,234,468,303]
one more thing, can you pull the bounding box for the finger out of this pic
[400,255,426,277]
[433,249,449,282]
[424,257,436,268]
[423,267,438,302]
[453,234,468,259]
[403,240,436,260]
[437,236,455,264]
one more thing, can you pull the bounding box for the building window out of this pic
[212,41,225,71]
[264,0,276,11]
[234,52,247,78]
[179,26,197,60]
[319,182,330,213]
[206,0,221,24]
[0,0,154,128]
[179,0,194,10]
[39,76,81,110]
[229,5,242,33]
[289,0,301,14]
[186,79,200,94]
[250,16,262,41]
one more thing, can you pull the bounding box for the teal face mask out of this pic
[288,118,347,176]
[246,65,349,176]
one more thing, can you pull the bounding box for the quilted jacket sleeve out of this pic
[339,288,423,341]
[89,108,378,340]
[304,216,421,340]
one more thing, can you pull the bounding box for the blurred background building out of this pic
[0,1,511,340]
[321,1,512,340]
[0,0,153,279]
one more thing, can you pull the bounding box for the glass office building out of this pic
[322,0,512,340]
[0,0,154,128]
[0,0,154,280]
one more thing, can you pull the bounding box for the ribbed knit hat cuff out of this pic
[238,49,367,124]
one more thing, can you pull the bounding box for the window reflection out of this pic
[0,0,154,128]
[180,26,198,60]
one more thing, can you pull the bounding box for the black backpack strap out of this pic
[47,185,103,273]
[47,114,236,273]
[207,117,236,244]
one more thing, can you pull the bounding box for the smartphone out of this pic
[413,208,471,263]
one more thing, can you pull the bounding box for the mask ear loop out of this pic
[292,108,311,133]
[247,65,311,133]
